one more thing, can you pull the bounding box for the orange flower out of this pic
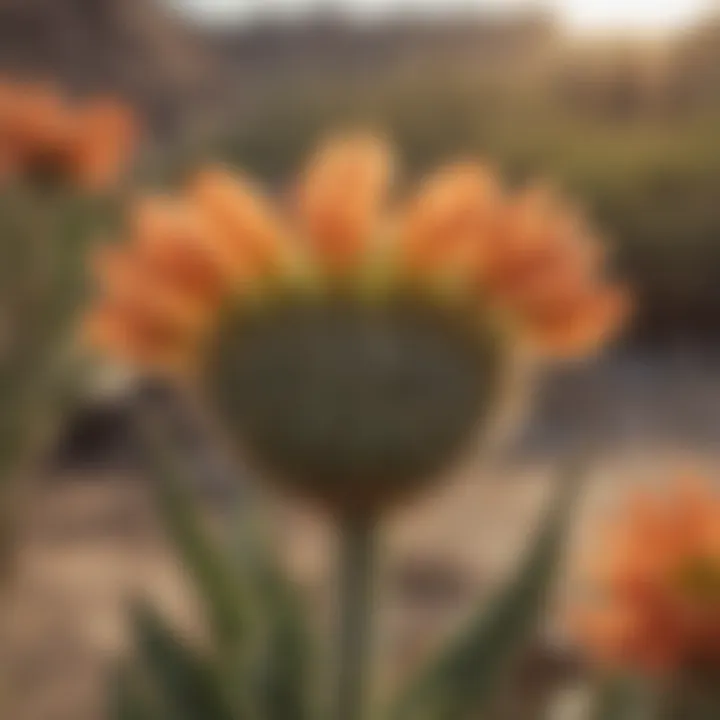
[0,79,138,190]
[84,135,626,374]
[575,476,720,675]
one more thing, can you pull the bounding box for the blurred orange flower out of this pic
[575,476,720,675]
[83,134,627,373]
[0,79,138,190]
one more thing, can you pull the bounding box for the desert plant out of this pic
[85,134,626,720]
[110,424,581,720]
[0,78,138,579]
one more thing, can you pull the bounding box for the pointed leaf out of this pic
[141,413,313,719]
[142,426,253,651]
[387,462,583,720]
[196,511,314,720]
[131,601,239,720]
[225,509,315,720]
[255,559,315,720]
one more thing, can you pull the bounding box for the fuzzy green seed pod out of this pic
[203,293,509,517]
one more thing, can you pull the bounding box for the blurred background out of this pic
[2,1,720,718]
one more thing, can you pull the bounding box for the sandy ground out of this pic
[3,351,720,720]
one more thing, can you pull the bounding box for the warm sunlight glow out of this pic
[562,0,711,32]
[172,0,713,34]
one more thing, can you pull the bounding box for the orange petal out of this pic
[401,161,499,277]
[487,188,601,300]
[2,84,76,181]
[525,285,630,358]
[131,195,236,305]
[81,304,194,375]
[72,97,139,190]
[91,243,210,334]
[496,242,605,321]
[295,133,394,270]
[7,83,72,148]
[189,166,286,276]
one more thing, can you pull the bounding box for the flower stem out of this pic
[332,515,377,720]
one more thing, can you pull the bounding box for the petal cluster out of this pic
[0,79,138,190]
[84,172,289,371]
[575,476,720,675]
[400,171,628,357]
[84,135,627,373]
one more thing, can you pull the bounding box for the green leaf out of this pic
[141,414,313,720]
[142,427,254,652]
[254,558,315,720]
[224,506,315,720]
[130,601,238,720]
[386,461,583,720]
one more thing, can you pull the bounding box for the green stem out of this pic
[332,515,378,720]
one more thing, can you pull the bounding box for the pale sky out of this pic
[172,0,715,33]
